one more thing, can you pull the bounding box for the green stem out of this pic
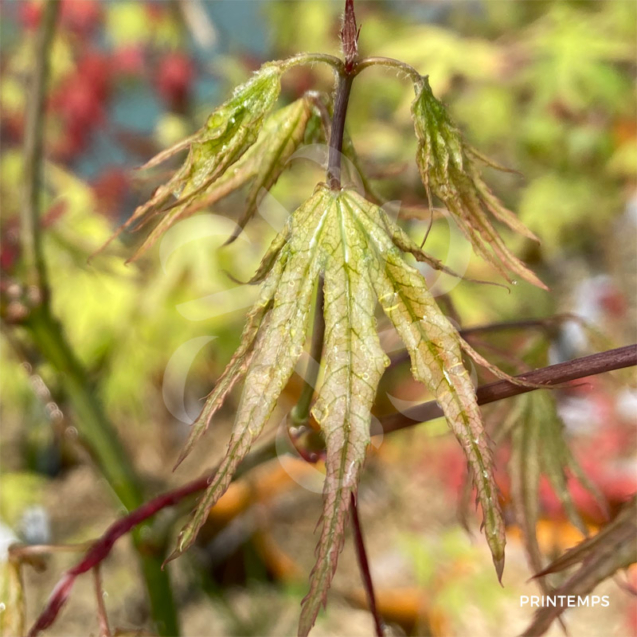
[26,308,140,506]
[25,306,179,636]
[21,0,59,305]
[353,56,422,85]
[18,1,179,632]
[281,52,345,74]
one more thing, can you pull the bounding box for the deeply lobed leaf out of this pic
[97,63,288,259]
[169,186,333,561]
[167,184,512,628]
[341,189,507,581]
[299,193,390,636]
[411,77,546,289]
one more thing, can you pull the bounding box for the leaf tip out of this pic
[172,451,188,472]
[222,228,242,247]
[494,553,505,585]
[161,549,181,570]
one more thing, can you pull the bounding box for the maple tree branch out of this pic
[351,493,384,637]
[381,344,637,434]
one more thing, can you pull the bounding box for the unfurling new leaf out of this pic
[97,63,296,260]
[411,77,547,289]
[136,97,316,259]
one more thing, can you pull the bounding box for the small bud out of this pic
[341,0,359,72]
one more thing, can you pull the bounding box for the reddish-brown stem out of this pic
[341,0,359,73]
[381,344,637,434]
[327,73,354,189]
[26,476,209,637]
[351,493,384,637]
[326,0,358,189]
[27,344,636,635]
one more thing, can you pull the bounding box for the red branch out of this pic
[381,344,637,434]
[27,344,636,635]
[27,476,209,636]
[350,493,383,636]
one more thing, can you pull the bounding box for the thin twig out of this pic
[459,314,574,337]
[21,0,60,305]
[10,544,91,559]
[27,442,279,637]
[93,566,111,637]
[381,344,637,434]
[350,493,384,637]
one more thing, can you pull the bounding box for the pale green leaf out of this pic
[131,96,314,260]
[411,77,546,289]
[299,194,390,636]
[169,186,332,560]
[342,189,506,580]
[97,62,284,258]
